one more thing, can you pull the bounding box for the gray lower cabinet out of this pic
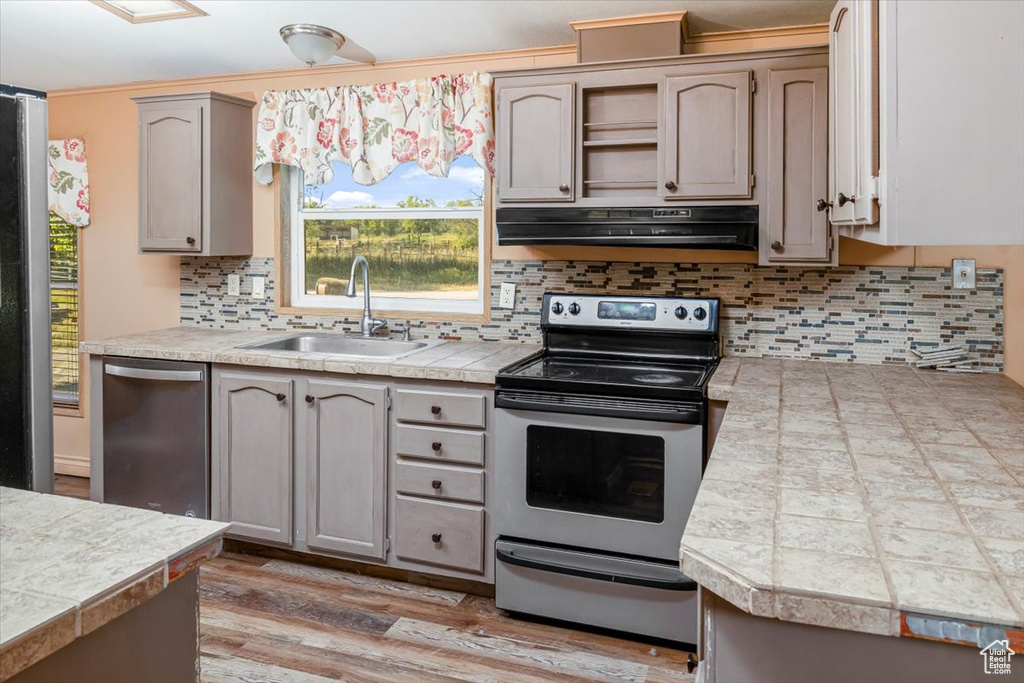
[305,379,387,560]
[211,367,495,582]
[215,372,294,544]
[765,67,832,263]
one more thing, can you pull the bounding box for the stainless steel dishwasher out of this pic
[102,357,209,518]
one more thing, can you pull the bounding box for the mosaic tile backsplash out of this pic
[181,257,1004,371]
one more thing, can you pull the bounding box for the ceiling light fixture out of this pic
[280,24,347,67]
[91,0,207,24]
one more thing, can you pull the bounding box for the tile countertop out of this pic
[0,488,228,680]
[80,327,541,384]
[684,357,1024,643]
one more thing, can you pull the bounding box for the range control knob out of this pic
[674,306,688,320]
[568,303,581,315]
[693,307,707,321]
[551,302,564,315]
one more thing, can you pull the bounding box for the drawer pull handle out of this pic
[431,533,442,543]
[430,405,442,415]
[431,441,442,452]
[275,393,286,402]
[431,479,442,490]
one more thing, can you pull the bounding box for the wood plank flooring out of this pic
[53,477,696,681]
[200,554,695,683]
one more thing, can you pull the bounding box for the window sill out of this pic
[54,404,83,419]
[274,305,491,325]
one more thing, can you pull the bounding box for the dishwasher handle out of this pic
[104,364,204,382]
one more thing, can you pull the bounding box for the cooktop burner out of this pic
[634,373,685,385]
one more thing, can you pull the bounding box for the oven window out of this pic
[526,426,665,523]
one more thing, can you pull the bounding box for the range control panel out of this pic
[542,293,718,332]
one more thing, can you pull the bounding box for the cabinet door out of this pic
[828,0,879,225]
[497,83,575,202]
[662,71,752,199]
[138,104,203,251]
[217,374,293,544]
[305,379,387,560]
[766,68,832,263]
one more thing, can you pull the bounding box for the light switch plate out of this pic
[227,274,240,296]
[953,259,976,289]
[252,276,265,300]
[498,282,516,309]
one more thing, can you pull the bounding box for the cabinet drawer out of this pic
[395,462,484,504]
[395,496,484,573]
[395,389,486,428]
[394,424,485,466]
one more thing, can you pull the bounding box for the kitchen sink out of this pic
[238,333,435,359]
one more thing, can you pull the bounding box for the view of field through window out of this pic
[300,158,484,302]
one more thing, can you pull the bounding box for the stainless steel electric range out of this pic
[493,292,720,645]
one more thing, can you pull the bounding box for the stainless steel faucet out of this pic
[345,255,388,337]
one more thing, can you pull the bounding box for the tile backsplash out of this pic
[181,257,1004,371]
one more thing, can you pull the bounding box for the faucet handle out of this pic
[370,317,388,335]
[402,321,412,342]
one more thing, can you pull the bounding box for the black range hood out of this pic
[496,205,758,250]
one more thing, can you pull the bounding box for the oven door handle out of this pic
[496,541,696,591]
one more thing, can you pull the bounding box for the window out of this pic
[49,215,79,407]
[291,157,486,315]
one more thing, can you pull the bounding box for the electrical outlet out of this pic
[252,276,265,300]
[227,274,240,296]
[952,259,976,289]
[498,282,517,309]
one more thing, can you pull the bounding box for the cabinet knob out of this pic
[305,395,315,403]
[770,241,783,252]
[275,393,286,402]
[186,236,196,245]
[558,183,570,193]
[431,533,442,543]
[430,405,442,415]
[431,441,442,452]
[816,198,832,212]
[664,180,677,192]
[838,192,855,207]
[431,479,442,490]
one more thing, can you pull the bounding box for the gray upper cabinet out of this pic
[305,379,388,560]
[766,67,832,263]
[497,83,575,202]
[216,373,293,544]
[662,71,752,200]
[134,91,255,255]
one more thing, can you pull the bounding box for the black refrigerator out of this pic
[0,84,53,492]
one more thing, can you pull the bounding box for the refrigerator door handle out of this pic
[496,540,697,591]
[104,364,204,382]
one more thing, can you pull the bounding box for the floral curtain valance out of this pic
[47,138,90,227]
[254,72,494,187]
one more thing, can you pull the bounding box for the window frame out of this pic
[288,169,487,316]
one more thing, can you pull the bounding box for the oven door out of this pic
[494,407,703,562]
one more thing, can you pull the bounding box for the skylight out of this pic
[91,1,207,24]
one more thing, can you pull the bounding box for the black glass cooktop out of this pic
[500,354,714,397]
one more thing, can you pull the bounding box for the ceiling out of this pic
[0,0,835,92]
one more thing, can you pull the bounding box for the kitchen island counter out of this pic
[685,357,1023,643]
[0,487,228,681]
